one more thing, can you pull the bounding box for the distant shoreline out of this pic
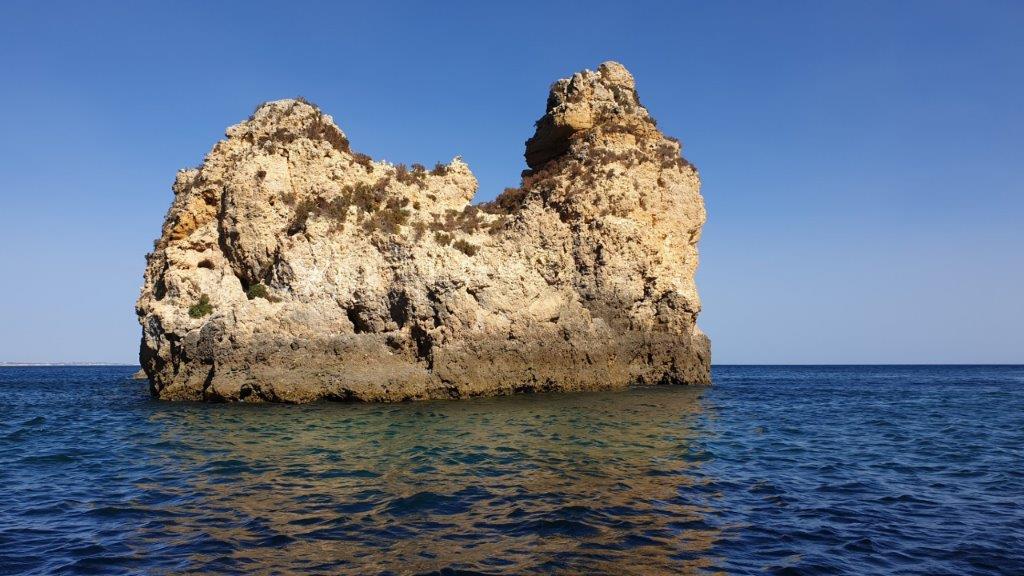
[1,363,1021,368]
[0,362,139,367]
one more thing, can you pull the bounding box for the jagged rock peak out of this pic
[136,62,710,403]
[525,61,657,169]
[229,98,352,155]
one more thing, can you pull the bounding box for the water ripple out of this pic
[0,365,1022,574]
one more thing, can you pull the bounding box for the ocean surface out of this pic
[0,365,1021,575]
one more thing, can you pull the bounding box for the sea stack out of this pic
[136,62,710,402]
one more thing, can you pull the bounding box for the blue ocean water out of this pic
[0,365,1021,575]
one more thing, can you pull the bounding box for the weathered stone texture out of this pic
[137,62,710,402]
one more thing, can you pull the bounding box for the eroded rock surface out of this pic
[137,61,710,402]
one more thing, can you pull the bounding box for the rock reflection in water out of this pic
[136,386,719,574]
[7,366,1022,575]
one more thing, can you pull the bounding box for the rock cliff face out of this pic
[136,62,710,402]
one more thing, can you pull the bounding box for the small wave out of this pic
[2,365,1023,575]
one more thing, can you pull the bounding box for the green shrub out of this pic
[434,231,452,246]
[452,239,478,256]
[188,294,213,318]
[324,195,351,223]
[315,120,350,154]
[287,97,351,153]
[654,139,695,172]
[288,198,318,234]
[483,188,527,214]
[430,162,448,176]
[429,206,486,234]
[249,101,269,120]
[351,179,389,213]
[287,177,430,236]
[362,202,410,234]
[457,206,481,233]
[351,152,374,172]
[487,215,509,234]
[246,283,269,300]
[294,95,318,110]
[412,221,427,240]
[394,163,427,187]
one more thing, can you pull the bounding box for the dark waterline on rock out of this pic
[1,365,1021,575]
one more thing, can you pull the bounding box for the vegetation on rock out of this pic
[246,283,269,300]
[138,61,709,403]
[187,294,213,318]
[452,239,478,256]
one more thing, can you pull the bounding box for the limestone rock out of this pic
[136,62,710,402]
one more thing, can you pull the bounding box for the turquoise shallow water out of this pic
[0,365,1022,575]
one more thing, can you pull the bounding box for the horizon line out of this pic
[1,362,1022,368]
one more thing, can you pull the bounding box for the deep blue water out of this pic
[0,365,1022,575]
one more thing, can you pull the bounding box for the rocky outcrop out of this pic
[136,62,710,402]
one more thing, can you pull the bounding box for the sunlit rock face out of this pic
[136,61,710,402]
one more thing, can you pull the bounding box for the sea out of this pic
[0,365,1021,575]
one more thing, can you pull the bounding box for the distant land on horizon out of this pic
[2,362,1021,368]
[0,362,138,367]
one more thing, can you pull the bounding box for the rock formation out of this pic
[136,62,710,402]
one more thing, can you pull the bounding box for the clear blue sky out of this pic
[1,0,1021,364]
